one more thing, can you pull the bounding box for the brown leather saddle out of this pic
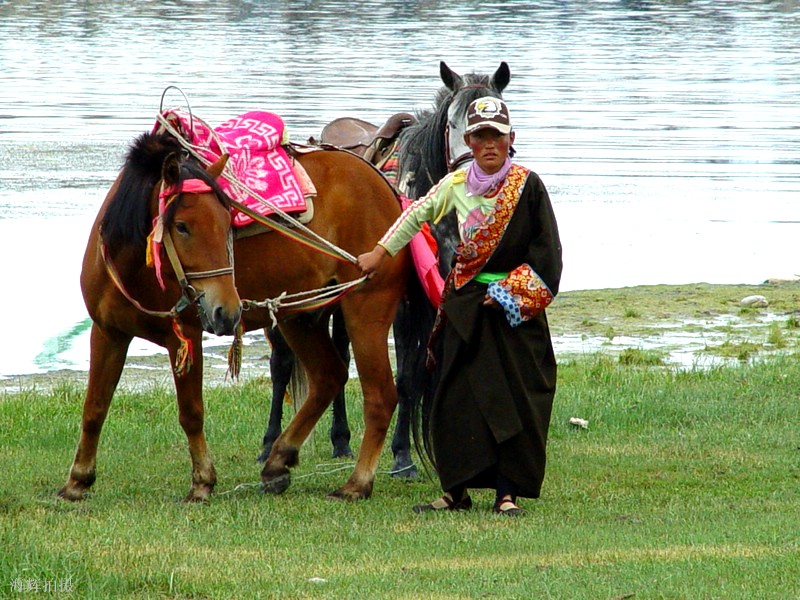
[312,112,416,167]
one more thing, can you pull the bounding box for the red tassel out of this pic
[172,318,194,376]
[226,320,244,381]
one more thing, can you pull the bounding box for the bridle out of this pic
[100,175,235,376]
[149,177,234,289]
[444,83,497,172]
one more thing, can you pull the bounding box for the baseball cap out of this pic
[464,96,512,135]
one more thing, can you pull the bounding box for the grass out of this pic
[2,349,799,599]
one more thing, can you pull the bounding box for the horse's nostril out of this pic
[213,305,241,335]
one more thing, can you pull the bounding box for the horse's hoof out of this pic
[261,472,291,495]
[390,453,419,479]
[57,486,86,502]
[331,445,354,460]
[327,484,371,501]
[184,487,212,503]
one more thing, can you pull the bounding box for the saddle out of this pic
[313,112,416,168]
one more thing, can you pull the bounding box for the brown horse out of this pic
[59,129,424,502]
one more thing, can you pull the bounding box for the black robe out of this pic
[429,171,562,498]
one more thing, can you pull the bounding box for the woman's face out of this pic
[464,129,515,174]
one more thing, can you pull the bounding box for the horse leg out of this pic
[388,303,419,479]
[58,324,130,501]
[261,318,348,495]
[326,301,398,500]
[170,341,216,502]
[257,326,294,463]
[390,376,418,479]
[329,310,353,459]
[259,321,352,462]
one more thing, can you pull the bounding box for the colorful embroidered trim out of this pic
[451,164,529,289]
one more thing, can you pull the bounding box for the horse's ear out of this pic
[491,62,511,93]
[440,61,463,91]
[206,154,229,179]
[162,152,182,188]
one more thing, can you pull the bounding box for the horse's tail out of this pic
[288,354,309,413]
[394,267,439,475]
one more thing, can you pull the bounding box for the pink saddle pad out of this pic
[156,109,309,227]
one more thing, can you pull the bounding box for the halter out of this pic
[149,178,235,290]
[100,176,235,376]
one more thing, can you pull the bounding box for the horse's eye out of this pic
[175,222,190,236]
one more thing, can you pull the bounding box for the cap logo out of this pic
[474,99,503,119]
[465,96,511,135]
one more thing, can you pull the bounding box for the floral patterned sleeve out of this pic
[486,264,554,327]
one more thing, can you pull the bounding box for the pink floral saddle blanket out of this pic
[155,109,312,227]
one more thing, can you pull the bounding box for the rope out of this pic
[243,276,368,328]
[214,462,420,496]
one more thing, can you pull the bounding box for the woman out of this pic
[357,97,562,516]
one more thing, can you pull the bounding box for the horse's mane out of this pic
[397,71,504,201]
[100,132,227,254]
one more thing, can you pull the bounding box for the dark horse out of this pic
[259,61,511,476]
[59,128,430,502]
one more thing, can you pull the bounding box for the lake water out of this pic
[1,0,799,377]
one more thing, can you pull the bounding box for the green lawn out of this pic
[2,350,798,599]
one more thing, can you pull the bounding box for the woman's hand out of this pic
[483,295,501,309]
[357,245,389,278]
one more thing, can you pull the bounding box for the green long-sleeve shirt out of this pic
[378,168,500,256]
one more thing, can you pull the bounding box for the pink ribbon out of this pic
[151,178,215,289]
[158,178,213,199]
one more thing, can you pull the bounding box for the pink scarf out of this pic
[466,157,512,196]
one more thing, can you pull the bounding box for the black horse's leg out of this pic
[329,310,353,459]
[388,302,418,479]
[257,327,295,463]
[259,318,353,462]
[391,375,417,478]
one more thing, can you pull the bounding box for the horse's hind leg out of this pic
[390,381,417,479]
[389,303,418,479]
[329,302,398,500]
[258,326,294,463]
[258,320,352,463]
[261,318,348,495]
[329,310,353,459]
[59,324,130,501]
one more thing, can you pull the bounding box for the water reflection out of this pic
[0,0,799,375]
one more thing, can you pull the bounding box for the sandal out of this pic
[412,493,472,513]
[493,498,525,516]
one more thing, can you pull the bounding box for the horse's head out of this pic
[440,61,511,170]
[154,151,242,336]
